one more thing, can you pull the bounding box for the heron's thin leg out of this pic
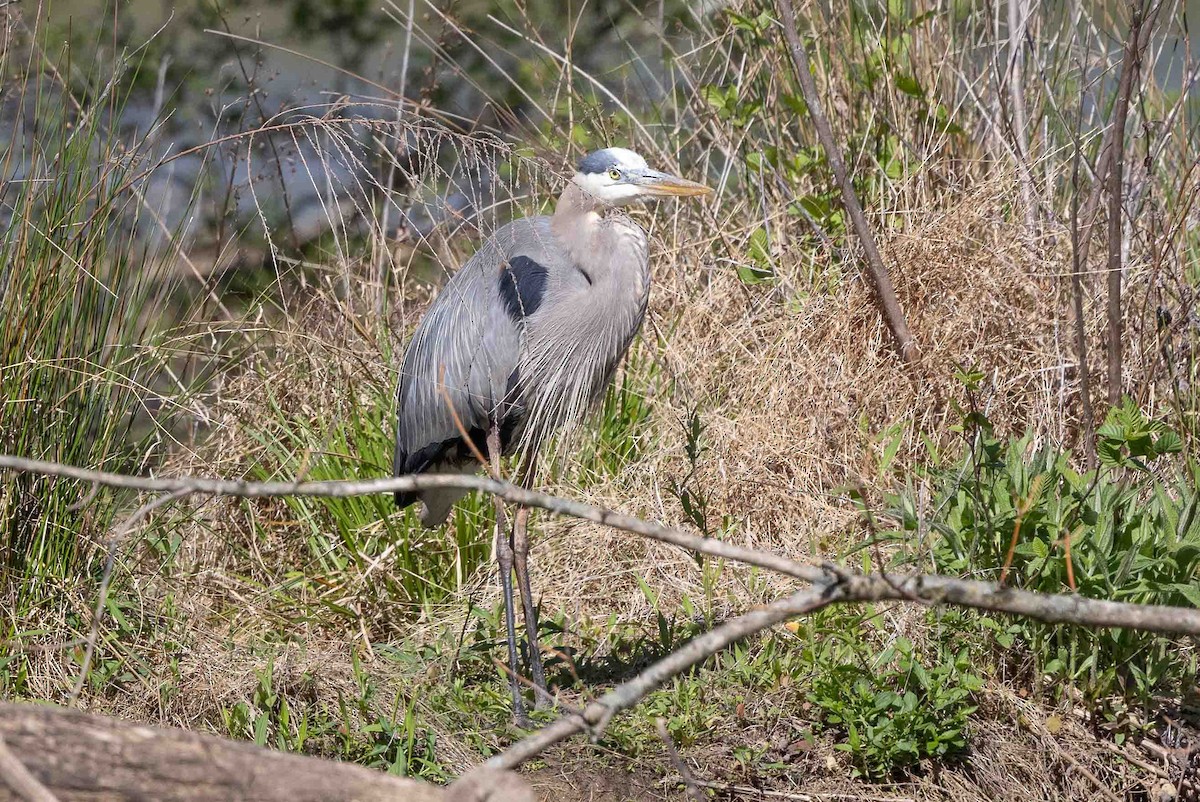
[512,504,548,705]
[488,425,527,726]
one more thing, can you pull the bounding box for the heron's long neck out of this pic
[550,182,606,271]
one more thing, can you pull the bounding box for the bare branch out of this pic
[774,0,917,364]
[0,454,825,584]
[1072,1,1162,281]
[1007,0,1038,231]
[1105,1,1157,406]
[692,781,914,802]
[2,454,1199,637]
[1070,93,1098,468]
[843,571,1199,634]
[656,718,707,802]
[490,567,1200,770]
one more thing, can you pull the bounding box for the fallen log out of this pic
[0,702,532,802]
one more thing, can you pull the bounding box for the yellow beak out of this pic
[639,171,713,197]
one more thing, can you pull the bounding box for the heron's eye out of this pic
[607,168,621,181]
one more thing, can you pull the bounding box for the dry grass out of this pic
[532,173,1083,621]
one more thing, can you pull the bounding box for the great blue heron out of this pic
[393,147,711,721]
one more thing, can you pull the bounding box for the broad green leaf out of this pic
[894,73,925,97]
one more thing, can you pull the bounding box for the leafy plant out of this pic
[802,614,980,779]
[668,409,712,536]
[1096,399,1183,470]
[877,399,1200,707]
[221,660,316,752]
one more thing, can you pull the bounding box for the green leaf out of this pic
[743,151,767,172]
[1155,430,1183,455]
[1097,439,1125,468]
[782,93,807,116]
[700,84,731,114]
[1171,583,1200,607]
[747,226,772,267]
[105,598,130,631]
[894,73,925,98]
[795,194,832,220]
[736,264,774,284]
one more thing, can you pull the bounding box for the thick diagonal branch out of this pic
[489,566,1200,769]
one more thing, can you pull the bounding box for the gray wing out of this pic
[393,218,563,515]
[394,239,517,484]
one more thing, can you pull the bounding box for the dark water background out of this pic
[5,0,1197,277]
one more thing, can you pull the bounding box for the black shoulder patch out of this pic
[499,256,548,321]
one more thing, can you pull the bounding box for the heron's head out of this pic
[572,147,711,207]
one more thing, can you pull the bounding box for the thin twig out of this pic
[1098,741,1176,783]
[1071,3,1161,283]
[1047,739,1122,802]
[0,454,822,583]
[1105,0,1154,406]
[66,481,100,513]
[691,780,914,802]
[1006,0,1038,231]
[492,657,578,716]
[775,0,917,364]
[1069,78,1098,467]
[490,561,1200,769]
[655,718,705,802]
